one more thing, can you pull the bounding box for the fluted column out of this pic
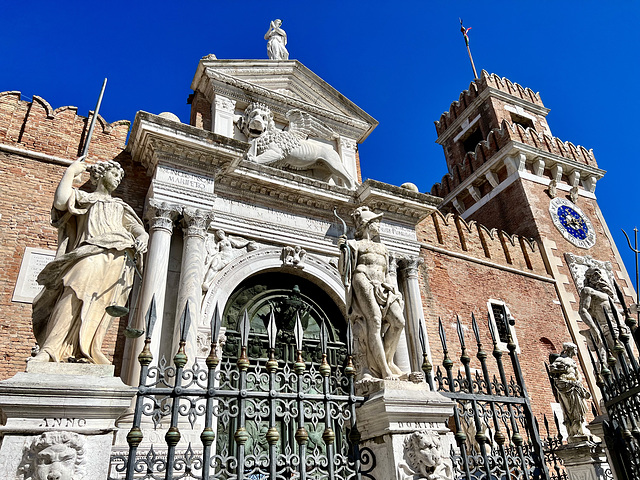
[172,208,212,362]
[122,200,181,386]
[388,254,412,373]
[399,256,428,372]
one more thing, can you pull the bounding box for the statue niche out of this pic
[236,103,355,189]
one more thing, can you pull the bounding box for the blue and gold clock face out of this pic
[549,198,596,249]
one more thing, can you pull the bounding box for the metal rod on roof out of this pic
[81,78,107,159]
[460,19,479,79]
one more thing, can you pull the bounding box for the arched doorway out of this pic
[214,271,352,476]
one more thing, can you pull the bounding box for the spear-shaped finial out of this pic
[460,19,479,79]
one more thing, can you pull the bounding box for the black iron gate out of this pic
[587,291,640,479]
[423,314,558,480]
[109,296,374,479]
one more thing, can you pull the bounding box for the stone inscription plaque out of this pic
[12,247,55,303]
[155,165,215,194]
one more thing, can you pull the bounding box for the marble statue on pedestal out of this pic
[32,158,148,364]
[338,206,406,379]
[264,19,289,60]
[19,431,86,480]
[236,103,355,189]
[549,342,592,441]
[578,266,628,360]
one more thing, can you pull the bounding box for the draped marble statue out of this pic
[32,158,148,364]
[549,342,592,440]
[338,206,406,379]
[264,19,289,60]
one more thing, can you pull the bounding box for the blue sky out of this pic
[3,1,640,287]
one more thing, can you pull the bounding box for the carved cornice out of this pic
[127,111,248,176]
[190,59,378,142]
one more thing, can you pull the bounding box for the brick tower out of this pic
[429,70,635,395]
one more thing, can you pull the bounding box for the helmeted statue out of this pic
[338,206,406,379]
[549,342,592,440]
[264,19,289,60]
[32,157,148,364]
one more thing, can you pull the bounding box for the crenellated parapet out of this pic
[430,119,602,203]
[435,70,544,135]
[418,210,549,275]
[0,91,130,161]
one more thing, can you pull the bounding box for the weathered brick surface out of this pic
[0,92,150,380]
[418,248,578,427]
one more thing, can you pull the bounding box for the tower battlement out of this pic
[435,70,544,135]
[430,119,598,199]
[0,91,130,161]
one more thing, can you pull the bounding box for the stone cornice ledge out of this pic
[127,111,249,175]
[356,380,455,436]
[441,141,606,208]
[357,179,442,223]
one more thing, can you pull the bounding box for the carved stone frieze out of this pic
[565,253,614,293]
[202,230,258,293]
[281,245,306,268]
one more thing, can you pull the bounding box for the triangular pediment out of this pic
[191,58,377,142]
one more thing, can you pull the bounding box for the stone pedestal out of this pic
[555,439,612,480]
[0,363,136,480]
[356,379,456,480]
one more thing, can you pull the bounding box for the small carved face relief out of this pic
[35,443,77,480]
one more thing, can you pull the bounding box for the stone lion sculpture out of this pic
[398,430,453,480]
[20,431,86,480]
[236,103,355,189]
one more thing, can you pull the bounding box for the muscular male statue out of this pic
[338,206,406,379]
[578,266,628,360]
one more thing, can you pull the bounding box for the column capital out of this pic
[145,199,181,233]
[399,256,424,279]
[182,208,213,239]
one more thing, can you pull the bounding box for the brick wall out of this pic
[0,92,150,380]
[417,210,588,428]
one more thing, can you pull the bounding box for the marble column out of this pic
[399,256,428,373]
[388,254,411,373]
[122,200,181,387]
[171,208,212,363]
